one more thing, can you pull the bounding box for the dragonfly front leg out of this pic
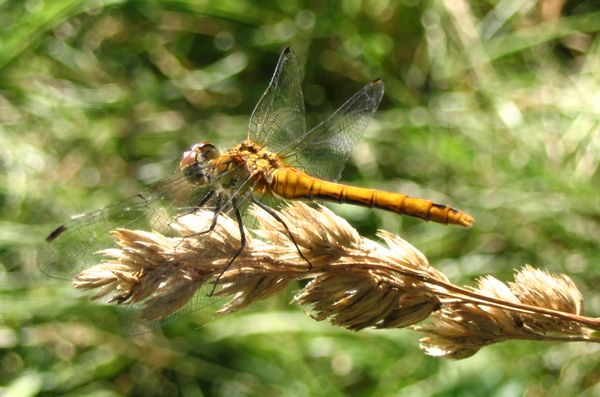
[170,189,219,233]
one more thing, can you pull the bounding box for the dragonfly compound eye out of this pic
[195,142,219,160]
[180,142,219,186]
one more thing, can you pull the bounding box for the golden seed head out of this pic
[69,201,595,351]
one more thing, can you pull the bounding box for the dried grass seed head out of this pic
[251,202,362,266]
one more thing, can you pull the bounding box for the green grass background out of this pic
[2,0,600,395]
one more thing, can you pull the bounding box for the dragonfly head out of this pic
[180,142,220,186]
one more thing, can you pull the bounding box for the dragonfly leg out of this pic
[249,197,312,269]
[176,192,224,239]
[171,189,216,227]
[209,198,247,296]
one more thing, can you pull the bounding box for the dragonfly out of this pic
[39,47,474,334]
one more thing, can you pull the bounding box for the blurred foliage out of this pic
[2,0,600,395]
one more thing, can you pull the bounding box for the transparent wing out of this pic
[248,47,306,152]
[250,48,384,182]
[38,173,210,280]
[38,161,268,335]
[118,201,259,336]
[121,284,220,335]
[282,79,384,182]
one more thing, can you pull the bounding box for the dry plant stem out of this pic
[317,256,600,338]
[359,257,600,331]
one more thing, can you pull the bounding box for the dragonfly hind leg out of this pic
[249,197,313,269]
[209,197,249,296]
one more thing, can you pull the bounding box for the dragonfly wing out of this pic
[121,275,225,335]
[119,194,260,335]
[39,167,264,334]
[283,79,384,182]
[248,47,306,151]
[38,173,212,280]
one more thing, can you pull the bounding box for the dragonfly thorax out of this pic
[213,140,284,193]
[180,140,284,193]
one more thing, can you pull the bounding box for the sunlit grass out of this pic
[2,0,600,396]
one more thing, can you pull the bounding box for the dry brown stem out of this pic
[72,202,600,358]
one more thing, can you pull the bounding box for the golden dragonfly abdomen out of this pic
[268,167,474,227]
